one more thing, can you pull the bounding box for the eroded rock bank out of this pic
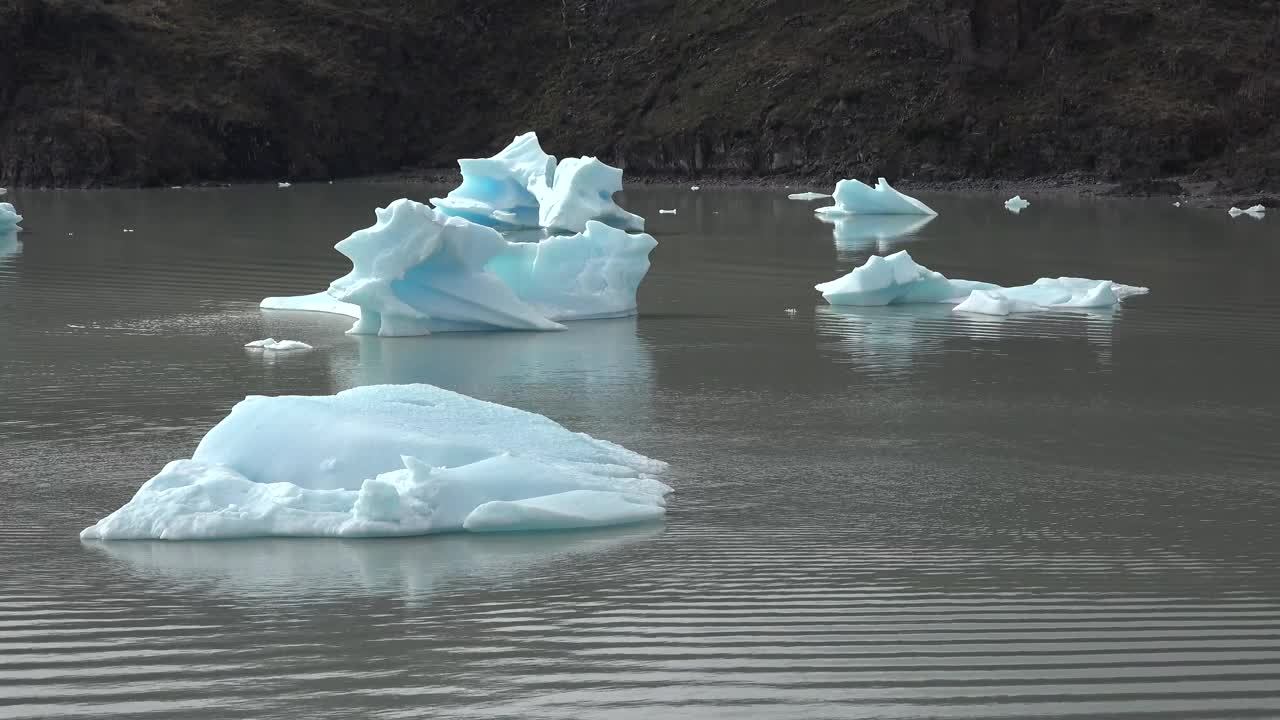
[2,0,1277,192]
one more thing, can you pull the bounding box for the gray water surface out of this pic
[1,185,1278,719]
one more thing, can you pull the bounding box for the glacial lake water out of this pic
[1,184,1279,719]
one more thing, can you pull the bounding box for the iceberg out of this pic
[788,192,832,201]
[658,208,677,214]
[815,178,936,216]
[1004,195,1031,213]
[80,384,671,541]
[261,198,657,336]
[245,338,313,351]
[1229,204,1265,218]
[0,202,21,232]
[430,132,644,233]
[815,250,1147,315]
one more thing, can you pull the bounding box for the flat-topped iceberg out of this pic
[80,384,671,540]
[261,198,657,336]
[0,202,21,232]
[816,250,1147,315]
[815,178,936,216]
[430,132,644,233]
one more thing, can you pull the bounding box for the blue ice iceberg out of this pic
[0,202,21,233]
[816,250,1147,315]
[430,132,644,233]
[80,384,671,540]
[1004,195,1031,213]
[261,198,657,336]
[815,178,936,216]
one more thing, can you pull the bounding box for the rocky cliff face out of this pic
[2,0,1277,189]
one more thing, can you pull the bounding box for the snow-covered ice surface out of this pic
[815,178,936,216]
[1229,205,1266,218]
[788,192,832,201]
[0,202,22,232]
[1004,195,1031,213]
[816,250,1148,315]
[261,199,657,336]
[430,132,644,233]
[244,338,313,351]
[80,384,671,540]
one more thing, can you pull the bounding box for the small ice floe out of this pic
[67,232,74,236]
[1004,195,1031,213]
[1173,201,1181,207]
[122,228,134,233]
[170,186,183,190]
[278,182,292,189]
[788,192,831,201]
[784,308,797,316]
[690,185,700,191]
[659,209,677,214]
[815,178,936,216]
[0,187,7,196]
[1229,205,1265,218]
[245,338,313,351]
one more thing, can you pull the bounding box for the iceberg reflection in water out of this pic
[818,214,936,258]
[83,524,663,600]
[816,304,1121,375]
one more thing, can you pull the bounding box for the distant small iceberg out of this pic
[430,132,644,233]
[816,250,1147,316]
[815,178,936,216]
[788,191,831,201]
[245,338,313,351]
[1229,205,1265,218]
[1004,195,1030,213]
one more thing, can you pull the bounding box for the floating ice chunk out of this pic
[1227,206,1263,218]
[261,198,656,336]
[658,209,677,214]
[245,338,313,351]
[816,250,1147,314]
[815,251,994,306]
[0,202,22,232]
[1004,195,1030,213]
[788,192,832,201]
[815,178,936,216]
[79,384,671,540]
[0,187,6,196]
[690,185,700,191]
[430,132,644,233]
[1173,201,1182,207]
[278,182,292,189]
[171,186,182,190]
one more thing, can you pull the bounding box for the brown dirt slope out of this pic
[1,0,1277,189]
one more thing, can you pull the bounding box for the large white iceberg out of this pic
[815,178,936,216]
[261,198,657,336]
[0,202,21,232]
[80,384,671,540]
[430,132,644,233]
[816,250,1147,315]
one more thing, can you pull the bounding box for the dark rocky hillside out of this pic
[2,0,1277,190]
